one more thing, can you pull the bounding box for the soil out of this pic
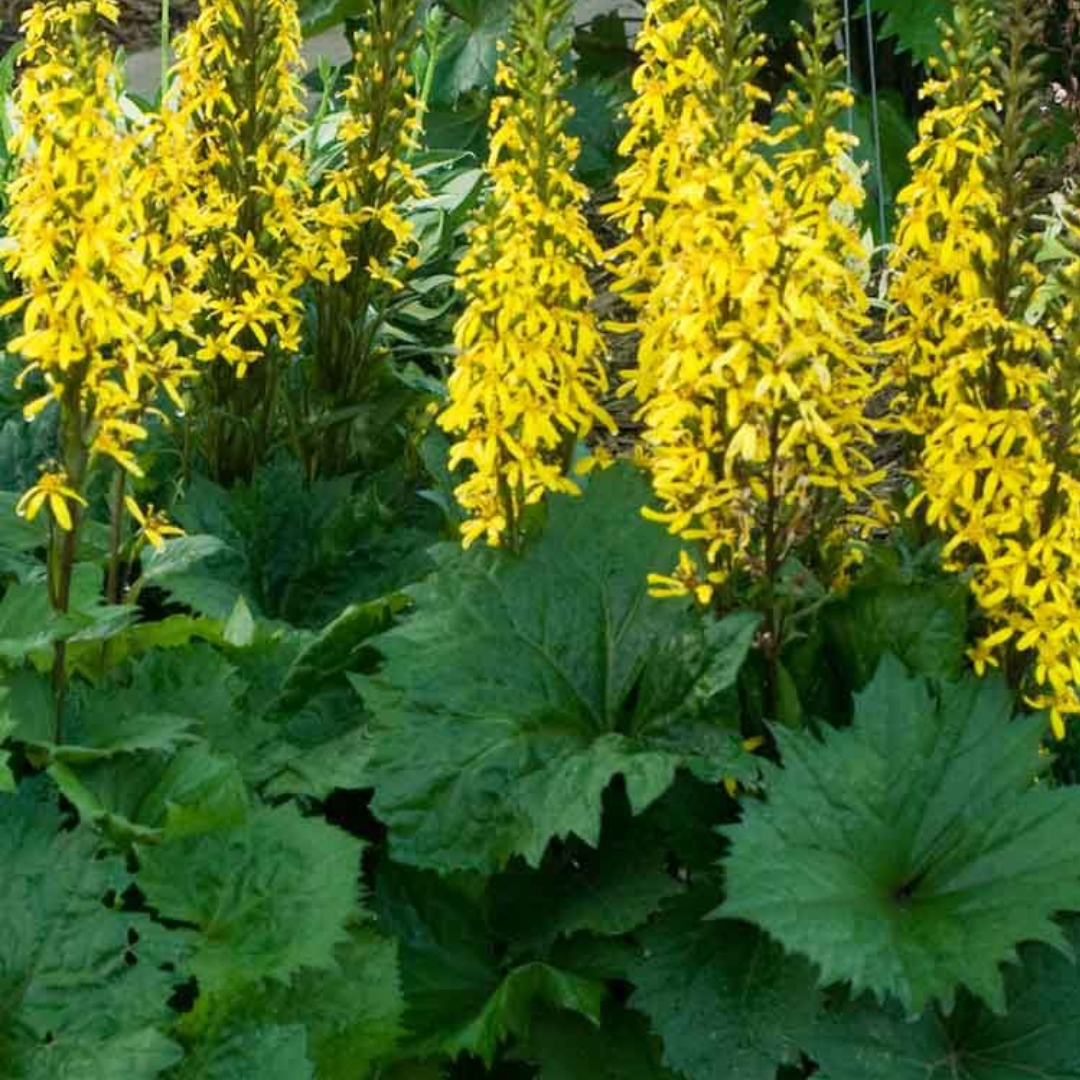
[0,0,199,54]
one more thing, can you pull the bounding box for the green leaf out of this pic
[26,1029,182,1080]
[14,646,240,763]
[0,490,47,553]
[139,804,363,1007]
[514,1004,677,1080]
[373,859,604,1065]
[140,535,230,580]
[175,1025,313,1080]
[274,596,405,714]
[439,963,604,1067]
[48,742,249,844]
[261,695,373,800]
[808,919,1080,1079]
[222,597,256,648]
[720,656,1080,1015]
[0,782,182,1075]
[0,578,75,663]
[179,926,403,1079]
[490,787,685,951]
[297,0,364,37]
[278,928,404,1080]
[823,558,968,689]
[627,891,819,1080]
[432,0,512,102]
[170,460,437,626]
[851,90,916,240]
[364,464,757,873]
[565,75,631,184]
[863,0,952,63]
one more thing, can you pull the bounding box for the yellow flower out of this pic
[173,0,315,478]
[124,497,185,550]
[438,0,615,548]
[610,0,882,599]
[883,0,1080,732]
[5,0,207,548]
[16,470,88,532]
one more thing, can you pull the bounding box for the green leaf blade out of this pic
[721,657,1080,1015]
[364,465,756,874]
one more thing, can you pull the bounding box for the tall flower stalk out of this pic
[173,0,324,483]
[3,0,206,728]
[882,0,1080,733]
[438,0,615,550]
[306,0,427,477]
[610,0,883,710]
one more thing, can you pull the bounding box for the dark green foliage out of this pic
[822,549,970,689]
[807,920,1080,1078]
[363,466,758,873]
[628,891,820,1080]
[513,1004,676,1079]
[139,804,364,1007]
[162,457,437,625]
[0,6,1078,1079]
[865,0,953,62]
[372,859,605,1066]
[721,657,1080,1015]
[0,783,183,1077]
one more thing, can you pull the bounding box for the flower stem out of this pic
[106,468,127,605]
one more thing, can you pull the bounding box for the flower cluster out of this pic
[3,0,205,537]
[610,0,883,604]
[173,0,317,372]
[173,0,331,479]
[309,0,427,458]
[880,2,1004,438]
[439,0,614,549]
[316,0,424,301]
[884,0,1080,734]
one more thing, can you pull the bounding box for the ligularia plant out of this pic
[174,0,333,482]
[309,0,427,476]
[884,0,1080,734]
[439,0,615,550]
[3,0,209,718]
[610,0,883,622]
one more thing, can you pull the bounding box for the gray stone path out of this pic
[125,0,641,97]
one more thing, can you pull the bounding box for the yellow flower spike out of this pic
[5,1,206,550]
[883,0,1080,732]
[307,0,427,471]
[16,471,88,532]
[611,0,882,597]
[438,0,614,549]
[173,0,316,480]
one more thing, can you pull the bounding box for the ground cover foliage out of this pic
[4,0,1080,1078]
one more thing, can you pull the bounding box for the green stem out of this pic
[761,413,783,721]
[106,468,127,605]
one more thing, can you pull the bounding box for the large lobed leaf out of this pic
[628,891,819,1080]
[373,859,605,1066]
[0,782,181,1078]
[720,656,1080,1015]
[866,0,953,64]
[808,918,1080,1078]
[514,1004,676,1080]
[363,464,759,874]
[138,804,364,1009]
